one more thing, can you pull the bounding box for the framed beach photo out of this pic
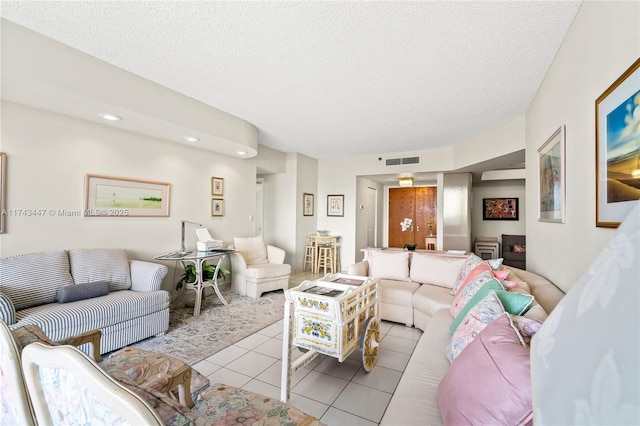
[211,198,224,216]
[482,198,519,220]
[303,193,314,216]
[84,174,170,217]
[211,177,224,196]
[538,126,566,223]
[327,194,344,217]
[595,58,640,228]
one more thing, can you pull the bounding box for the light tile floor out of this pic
[192,271,423,425]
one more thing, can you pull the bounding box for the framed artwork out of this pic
[211,177,224,196]
[482,198,519,220]
[211,198,224,216]
[537,126,566,223]
[303,193,314,216]
[595,58,640,228]
[327,194,344,217]
[84,174,170,217]
[0,153,6,233]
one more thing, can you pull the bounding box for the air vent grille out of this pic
[385,157,420,166]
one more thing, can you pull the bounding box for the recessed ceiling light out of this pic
[98,113,122,121]
[236,151,247,155]
[184,136,200,142]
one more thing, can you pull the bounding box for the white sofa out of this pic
[348,250,564,425]
[0,249,169,355]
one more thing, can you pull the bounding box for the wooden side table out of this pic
[425,235,437,251]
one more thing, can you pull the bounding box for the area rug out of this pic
[130,288,285,365]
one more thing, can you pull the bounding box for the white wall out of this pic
[295,154,319,271]
[525,1,639,292]
[471,180,526,249]
[0,102,258,294]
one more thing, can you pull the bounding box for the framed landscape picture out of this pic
[327,194,344,217]
[84,174,170,217]
[538,126,566,223]
[303,193,314,216]
[595,58,640,228]
[482,198,519,220]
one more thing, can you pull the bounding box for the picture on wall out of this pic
[85,174,171,217]
[211,177,224,196]
[327,194,344,217]
[538,126,566,223]
[482,198,519,220]
[0,153,6,233]
[303,193,314,216]
[211,198,224,216]
[595,58,640,228]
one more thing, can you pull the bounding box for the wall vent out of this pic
[385,157,420,166]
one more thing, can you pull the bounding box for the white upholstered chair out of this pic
[229,236,292,298]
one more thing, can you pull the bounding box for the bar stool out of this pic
[303,245,315,271]
[316,245,334,274]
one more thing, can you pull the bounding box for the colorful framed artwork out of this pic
[327,194,344,217]
[538,126,566,223]
[482,198,519,221]
[84,174,170,217]
[0,153,6,233]
[211,198,224,216]
[211,177,224,196]
[303,193,314,216]
[595,58,640,228]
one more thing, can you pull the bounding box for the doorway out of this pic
[388,187,437,249]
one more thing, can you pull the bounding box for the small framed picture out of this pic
[211,198,224,216]
[327,194,344,217]
[211,177,224,196]
[538,126,565,223]
[303,193,314,216]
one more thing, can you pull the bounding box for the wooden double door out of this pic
[389,187,437,249]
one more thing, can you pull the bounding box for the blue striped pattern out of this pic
[0,250,74,310]
[69,249,132,291]
[100,309,169,354]
[0,294,16,324]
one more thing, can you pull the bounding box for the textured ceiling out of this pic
[0,1,581,160]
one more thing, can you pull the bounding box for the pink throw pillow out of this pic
[492,269,510,281]
[438,314,532,426]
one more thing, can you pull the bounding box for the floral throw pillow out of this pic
[512,244,526,254]
[450,268,496,317]
[450,253,484,295]
[447,291,506,363]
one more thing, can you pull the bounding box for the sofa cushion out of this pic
[447,291,506,362]
[412,284,454,319]
[368,251,410,281]
[450,253,483,295]
[244,263,291,279]
[0,294,16,325]
[409,254,466,289]
[380,279,420,307]
[69,249,132,291]
[438,314,532,426]
[234,236,269,265]
[449,279,503,334]
[0,250,74,310]
[450,268,496,317]
[56,281,110,303]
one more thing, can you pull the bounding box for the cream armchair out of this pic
[229,236,292,298]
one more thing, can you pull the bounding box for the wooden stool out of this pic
[303,245,315,271]
[317,245,334,274]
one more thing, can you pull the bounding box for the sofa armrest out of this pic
[129,260,168,292]
[266,245,286,264]
[348,260,369,277]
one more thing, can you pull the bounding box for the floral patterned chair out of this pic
[21,342,324,425]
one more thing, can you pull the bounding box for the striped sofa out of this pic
[0,249,169,355]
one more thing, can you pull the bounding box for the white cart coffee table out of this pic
[280,274,380,402]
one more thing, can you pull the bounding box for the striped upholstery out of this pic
[99,309,169,355]
[129,260,168,292]
[69,249,132,291]
[12,290,169,343]
[0,250,74,310]
[0,294,16,325]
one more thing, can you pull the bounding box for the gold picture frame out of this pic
[303,193,314,216]
[211,198,224,216]
[84,174,171,217]
[211,177,224,196]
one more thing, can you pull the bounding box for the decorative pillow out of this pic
[512,244,526,253]
[0,294,16,325]
[487,257,504,270]
[492,269,510,281]
[496,290,534,316]
[69,249,132,291]
[438,314,532,426]
[501,280,518,290]
[409,254,467,288]
[367,251,410,281]
[450,253,483,295]
[450,268,495,317]
[56,281,110,303]
[449,279,504,334]
[233,236,269,265]
[447,291,506,362]
[511,315,543,345]
[453,261,493,298]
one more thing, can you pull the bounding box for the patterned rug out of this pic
[131,288,285,365]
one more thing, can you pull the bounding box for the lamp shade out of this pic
[530,203,640,424]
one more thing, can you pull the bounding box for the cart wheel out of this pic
[359,317,380,372]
